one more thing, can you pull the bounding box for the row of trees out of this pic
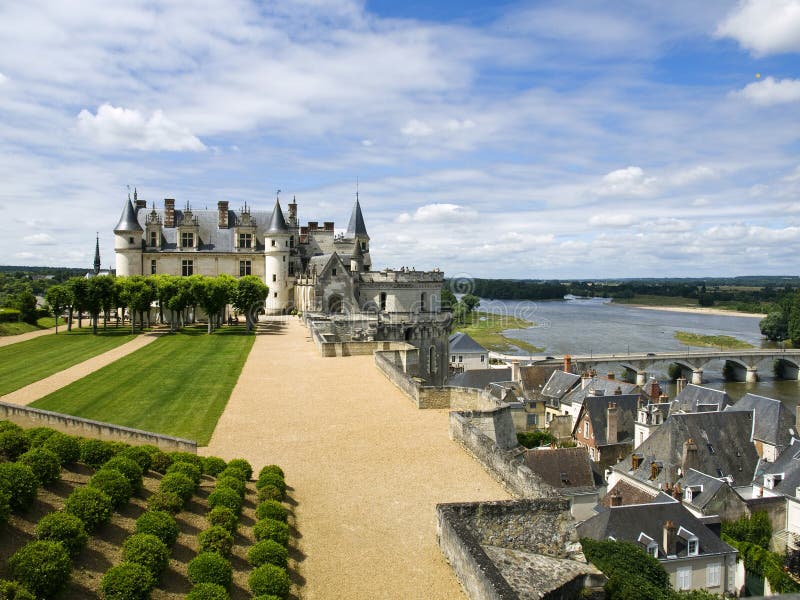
[44,275,269,335]
[441,287,481,325]
[759,290,800,345]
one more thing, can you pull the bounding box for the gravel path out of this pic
[0,325,57,347]
[0,332,164,406]
[203,318,510,599]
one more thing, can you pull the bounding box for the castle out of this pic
[113,190,450,384]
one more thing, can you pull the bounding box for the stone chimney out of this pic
[614,386,622,395]
[610,492,622,507]
[324,221,334,232]
[676,377,687,395]
[564,355,572,373]
[632,454,642,470]
[682,438,698,471]
[511,360,520,382]
[658,393,669,404]
[288,196,298,226]
[135,199,147,211]
[607,402,618,444]
[607,372,615,380]
[662,521,677,556]
[581,372,592,389]
[164,199,176,227]
[218,201,229,228]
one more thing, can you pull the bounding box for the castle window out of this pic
[584,420,589,438]
[272,274,277,282]
[429,346,436,374]
[420,292,426,312]
[290,236,294,248]
[149,231,157,246]
[150,260,157,275]
[271,239,276,247]
[181,232,194,248]
[380,292,387,311]
[360,241,366,251]
[332,268,337,276]
[239,260,251,276]
[481,355,485,362]
[273,292,277,298]
[238,233,252,248]
[181,260,194,276]
[451,355,455,362]
[129,237,134,244]
[458,355,463,362]
[283,256,286,262]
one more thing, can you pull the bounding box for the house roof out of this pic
[266,199,289,233]
[447,368,512,390]
[114,197,143,232]
[758,440,800,496]
[670,384,732,414]
[680,468,729,511]
[725,393,795,449]
[541,370,581,399]
[346,198,369,238]
[600,479,668,508]
[577,502,736,559]
[449,332,487,354]
[617,411,759,488]
[523,447,596,491]
[579,393,640,447]
[561,377,638,408]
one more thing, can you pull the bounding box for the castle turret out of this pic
[114,195,143,276]
[350,239,363,273]
[264,198,290,314]
[93,234,101,275]
[346,194,371,270]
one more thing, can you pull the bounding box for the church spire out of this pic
[93,234,101,275]
[346,195,369,239]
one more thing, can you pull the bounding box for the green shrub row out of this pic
[249,464,291,598]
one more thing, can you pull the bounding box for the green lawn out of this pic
[31,327,256,445]
[454,311,544,354]
[0,328,136,396]
[0,316,57,336]
[674,331,754,350]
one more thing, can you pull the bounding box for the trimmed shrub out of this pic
[257,484,284,502]
[256,500,288,523]
[216,475,245,497]
[187,552,233,588]
[122,533,170,578]
[0,579,35,600]
[147,490,184,514]
[256,472,286,495]
[117,445,152,471]
[104,456,144,490]
[19,447,62,485]
[166,460,202,485]
[201,456,227,477]
[64,486,113,531]
[186,582,230,600]
[168,451,203,469]
[207,487,242,513]
[135,510,179,547]
[258,464,285,479]
[252,596,281,600]
[253,518,290,546]
[24,426,58,448]
[88,468,133,509]
[223,458,252,479]
[159,472,195,504]
[0,428,30,460]
[35,510,88,556]
[149,450,172,474]
[0,420,22,433]
[8,540,72,599]
[198,525,235,557]
[0,462,38,512]
[247,539,288,569]
[79,438,116,468]
[42,433,80,466]
[208,506,238,533]
[248,563,291,598]
[0,489,10,526]
[100,562,155,600]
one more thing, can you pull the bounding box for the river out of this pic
[477,297,799,404]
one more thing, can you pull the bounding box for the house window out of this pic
[458,355,463,363]
[380,292,387,311]
[149,231,157,246]
[290,236,294,248]
[584,420,589,438]
[283,256,286,262]
[129,236,134,244]
[532,414,538,425]
[546,412,552,424]
[481,355,485,363]
[239,260,251,276]
[707,563,721,588]
[451,355,455,362]
[589,447,595,460]
[332,268,337,276]
[239,233,252,248]
[181,260,193,276]
[150,260,157,275]
[181,232,194,248]
[360,241,366,251]
[677,566,692,590]
[687,538,698,556]
[271,239,276,247]
[272,274,277,282]
[273,292,277,298]
[420,292,426,311]
[648,544,658,558]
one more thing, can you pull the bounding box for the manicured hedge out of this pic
[159,472,196,504]
[100,562,155,600]
[88,467,133,509]
[187,552,233,589]
[35,510,89,556]
[135,510,180,547]
[166,460,202,485]
[0,428,30,461]
[225,458,253,480]
[0,462,39,512]
[122,533,170,579]
[64,486,113,531]
[198,525,235,557]
[248,563,291,598]
[216,475,245,497]
[255,500,288,523]
[186,582,230,599]
[208,506,238,533]
[79,438,117,468]
[253,518,290,546]
[258,464,285,479]
[19,447,62,485]
[168,451,203,470]
[0,579,35,600]
[147,490,184,514]
[8,540,72,599]
[201,456,227,476]
[24,426,58,448]
[207,487,242,514]
[117,445,153,471]
[247,539,288,569]
[149,450,173,474]
[256,471,286,495]
[257,484,284,502]
[104,456,144,490]
[42,433,80,466]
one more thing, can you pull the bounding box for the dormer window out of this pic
[181,232,194,248]
[149,231,157,247]
[648,543,658,557]
[677,526,699,556]
[687,538,698,556]
[685,485,702,502]
[239,233,252,248]
[765,473,784,489]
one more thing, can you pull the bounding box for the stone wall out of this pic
[0,401,196,452]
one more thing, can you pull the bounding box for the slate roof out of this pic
[447,368,512,389]
[670,384,732,414]
[726,393,795,448]
[577,502,736,559]
[449,332,487,354]
[681,469,728,511]
[618,411,759,487]
[346,198,369,238]
[757,439,800,496]
[523,447,595,491]
[600,479,669,508]
[266,199,289,233]
[114,197,143,232]
[541,370,581,400]
[580,394,640,446]
[561,377,637,408]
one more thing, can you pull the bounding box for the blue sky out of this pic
[1,0,799,279]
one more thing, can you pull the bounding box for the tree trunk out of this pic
[78,312,82,329]
[67,308,73,332]
[130,308,135,335]
[92,314,97,335]
[54,314,59,334]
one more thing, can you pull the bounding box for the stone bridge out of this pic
[490,349,800,385]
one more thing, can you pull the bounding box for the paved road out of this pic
[203,317,509,599]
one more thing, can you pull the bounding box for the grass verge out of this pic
[674,331,754,349]
[454,311,544,354]
[0,316,57,336]
[31,327,255,445]
[0,328,136,396]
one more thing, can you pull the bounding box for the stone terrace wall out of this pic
[449,409,557,499]
[0,401,196,452]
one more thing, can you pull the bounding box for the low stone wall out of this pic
[449,409,557,499]
[0,401,196,452]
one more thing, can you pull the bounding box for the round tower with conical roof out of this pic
[346,194,371,271]
[264,198,290,314]
[114,195,143,276]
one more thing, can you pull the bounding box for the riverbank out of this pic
[629,304,766,319]
[454,311,544,354]
[674,331,754,349]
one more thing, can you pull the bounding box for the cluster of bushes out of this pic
[248,464,291,598]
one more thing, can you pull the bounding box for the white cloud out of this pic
[13,252,36,260]
[715,0,800,55]
[361,139,374,147]
[76,104,206,151]
[23,232,56,244]
[597,166,657,196]
[668,165,716,186]
[0,72,7,85]
[588,213,637,227]
[401,119,435,137]
[396,203,478,224]
[734,77,800,105]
